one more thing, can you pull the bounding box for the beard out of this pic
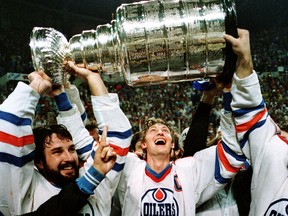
[42,161,79,187]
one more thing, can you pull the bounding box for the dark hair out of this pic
[85,122,98,131]
[33,124,73,165]
[140,118,175,142]
[129,132,141,152]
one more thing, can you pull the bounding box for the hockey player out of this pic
[0,67,132,215]
[225,28,288,215]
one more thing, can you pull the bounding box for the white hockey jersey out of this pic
[0,82,132,216]
[231,71,288,216]
[113,106,246,216]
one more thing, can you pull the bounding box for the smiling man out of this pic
[112,110,246,216]
[110,30,257,215]
[33,125,80,187]
[0,67,132,215]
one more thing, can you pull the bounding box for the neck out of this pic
[146,155,170,174]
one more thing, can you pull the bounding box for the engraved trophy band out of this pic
[30,0,237,86]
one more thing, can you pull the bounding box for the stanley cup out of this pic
[30,0,237,86]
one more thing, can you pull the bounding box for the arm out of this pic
[64,81,88,123]
[51,85,94,161]
[22,126,117,216]
[64,62,132,212]
[183,81,220,157]
[0,71,51,215]
[224,29,268,161]
[189,89,246,205]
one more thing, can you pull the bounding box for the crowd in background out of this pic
[0,26,288,136]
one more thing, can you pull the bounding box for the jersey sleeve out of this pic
[0,82,40,214]
[230,71,273,162]
[56,105,94,161]
[88,93,132,212]
[65,84,87,124]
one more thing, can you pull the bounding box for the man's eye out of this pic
[70,148,76,153]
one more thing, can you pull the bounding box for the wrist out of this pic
[236,56,253,79]
[51,85,65,96]
[29,80,48,95]
[54,92,73,111]
[76,166,105,195]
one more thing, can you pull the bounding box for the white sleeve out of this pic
[0,82,40,214]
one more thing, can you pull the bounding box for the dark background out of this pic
[1,0,288,37]
[1,0,288,76]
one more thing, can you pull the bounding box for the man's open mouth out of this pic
[155,139,166,145]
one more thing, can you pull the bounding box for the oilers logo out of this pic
[141,188,179,216]
[77,200,95,216]
[264,198,288,216]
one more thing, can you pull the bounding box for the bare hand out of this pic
[67,61,108,96]
[67,61,102,80]
[28,71,52,95]
[224,29,253,78]
[93,126,116,175]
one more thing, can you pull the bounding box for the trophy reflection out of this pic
[30,0,237,86]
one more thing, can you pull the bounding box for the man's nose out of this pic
[63,151,74,161]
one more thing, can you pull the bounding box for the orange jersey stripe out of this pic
[236,108,267,133]
[110,143,129,156]
[278,134,288,145]
[0,131,34,147]
[217,143,240,173]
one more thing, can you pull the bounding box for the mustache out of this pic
[58,161,78,170]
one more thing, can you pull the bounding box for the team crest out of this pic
[264,198,288,216]
[141,188,179,216]
[77,200,95,216]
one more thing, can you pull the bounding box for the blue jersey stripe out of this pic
[240,119,266,148]
[77,141,93,155]
[98,128,132,140]
[0,151,34,167]
[0,110,31,126]
[90,150,125,172]
[112,162,125,172]
[81,112,87,122]
[214,151,231,184]
[233,100,265,117]
[221,141,246,162]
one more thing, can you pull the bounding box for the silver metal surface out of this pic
[30,27,69,85]
[30,0,237,86]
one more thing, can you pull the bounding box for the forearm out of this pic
[183,102,212,157]
[87,73,108,96]
[235,52,254,79]
[231,71,262,110]
[231,71,271,161]
[56,105,94,161]
[64,84,87,122]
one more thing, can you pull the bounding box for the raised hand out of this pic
[93,126,117,175]
[224,29,253,78]
[67,61,108,96]
[28,71,52,95]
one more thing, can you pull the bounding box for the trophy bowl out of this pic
[29,27,69,85]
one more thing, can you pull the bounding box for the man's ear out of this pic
[141,142,147,150]
[36,160,44,170]
[171,141,175,149]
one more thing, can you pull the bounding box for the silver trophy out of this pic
[30,27,70,85]
[30,0,237,86]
